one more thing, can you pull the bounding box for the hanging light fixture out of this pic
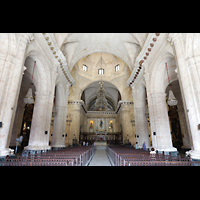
[94,53,108,111]
[165,62,178,106]
[24,61,36,104]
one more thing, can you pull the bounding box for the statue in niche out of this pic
[90,122,93,128]
[100,120,103,127]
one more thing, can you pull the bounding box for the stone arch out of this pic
[24,50,51,93]
[81,80,122,111]
[150,52,177,94]
[81,79,120,98]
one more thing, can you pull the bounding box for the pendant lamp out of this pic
[167,90,178,106]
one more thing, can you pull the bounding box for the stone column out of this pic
[169,33,200,159]
[0,33,32,157]
[120,102,133,145]
[134,107,150,148]
[51,84,70,148]
[149,92,177,152]
[43,69,58,149]
[51,106,66,148]
[24,90,51,151]
[68,100,83,146]
[62,85,70,146]
[132,85,150,149]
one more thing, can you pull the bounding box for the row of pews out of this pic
[0,146,95,166]
[107,146,200,166]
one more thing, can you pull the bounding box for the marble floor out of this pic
[88,145,111,166]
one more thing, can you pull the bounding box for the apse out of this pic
[81,81,121,112]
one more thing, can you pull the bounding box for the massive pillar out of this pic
[148,92,177,152]
[67,100,84,146]
[169,33,200,159]
[119,101,134,145]
[51,84,70,148]
[24,66,59,151]
[132,84,150,148]
[0,33,32,157]
[24,90,52,151]
[143,70,177,153]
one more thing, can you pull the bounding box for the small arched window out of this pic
[83,64,88,71]
[98,68,104,75]
[115,64,120,72]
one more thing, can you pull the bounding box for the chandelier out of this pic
[94,81,108,111]
[165,63,178,106]
[24,61,36,104]
[94,53,109,111]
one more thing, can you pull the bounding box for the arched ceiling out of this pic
[82,81,121,110]
[57,33,148,71]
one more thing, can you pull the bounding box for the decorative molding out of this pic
[68,100,133,115]
[126,33,160,87]
[68,100,84,105]
[42,33,75,87]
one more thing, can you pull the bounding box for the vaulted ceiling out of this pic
[82,81,121,111]
[54,33,148,71]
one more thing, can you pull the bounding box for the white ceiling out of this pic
[60,33,148,71]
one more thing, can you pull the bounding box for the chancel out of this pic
[0,33,200,166]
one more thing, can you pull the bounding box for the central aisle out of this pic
[88,145,111,166]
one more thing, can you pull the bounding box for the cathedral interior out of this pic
[1,33,200,165]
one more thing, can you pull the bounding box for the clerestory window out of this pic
[83,64,88,71]
[98,68,104,75]
[115,64,120,72]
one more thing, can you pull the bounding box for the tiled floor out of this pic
[88,146,111,166]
